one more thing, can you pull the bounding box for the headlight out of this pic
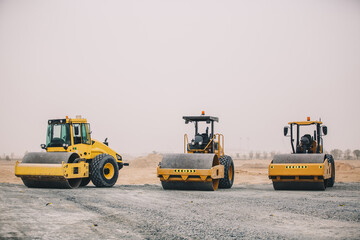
[116,154,122,161]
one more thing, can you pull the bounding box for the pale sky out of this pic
[0,0,359,157]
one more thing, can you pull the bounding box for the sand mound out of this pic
[336,162,355,171]
[129,154,163,168]
[240,163,268,169]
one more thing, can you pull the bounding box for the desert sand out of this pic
[2,154,360,185]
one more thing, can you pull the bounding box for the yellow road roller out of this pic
[15,116,128,188]
[157,112,234,191]
[268,117,335,190]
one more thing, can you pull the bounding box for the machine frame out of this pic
[15,116,127,188]
[268,117,334,190]
[157,112,234,191]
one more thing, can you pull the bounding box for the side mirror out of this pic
[322,126,328,135]
[62,143,69,150]
[40,144,47,150]
[185,120,189,124]
[284,126,289,136]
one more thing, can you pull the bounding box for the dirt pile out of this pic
[129,154,162,168]
[336,162,355,171]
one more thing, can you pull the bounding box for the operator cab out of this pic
[283,117,328,154]
[43,117,91,150]
[183,113,219,153]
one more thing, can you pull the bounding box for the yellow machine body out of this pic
[157,113,234,191]
[157,164,224,182]
[45,117,121,161]
[15,116,124,188]
[269,159,332,182]
[15,161,89,179]
[268,118,335,190]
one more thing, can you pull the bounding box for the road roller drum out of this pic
[158,154,223,191]
[15,152,86,189]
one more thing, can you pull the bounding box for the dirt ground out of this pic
[1,155,360,239]
[0,183,359,239]
[2,154,360,185]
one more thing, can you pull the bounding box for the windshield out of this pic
[296,124,316,142]
[46,123,71,147]
[186,121,212,146]
[187,121,211,137]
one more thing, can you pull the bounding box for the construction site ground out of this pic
[1,155,360,239]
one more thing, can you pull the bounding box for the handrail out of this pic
[184,134,189,153]
[184,133,225,158]
[215,133,224,157]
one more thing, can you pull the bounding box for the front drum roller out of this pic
[90,154,119,187]
[159,154,221,191]
[271,154,330,191]
[18,152,83,189]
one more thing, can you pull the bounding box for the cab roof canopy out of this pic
[183,116,219,122]
[288,121,322,125]
[48,117,87,124]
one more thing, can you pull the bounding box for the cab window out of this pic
[73,124,81,144]
[46,124,71,147]
[81,123,91,144]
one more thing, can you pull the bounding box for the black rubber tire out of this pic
[219,155,235,189]
[326,154,335,187]
[90,154,119,187]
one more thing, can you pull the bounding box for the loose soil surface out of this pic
[0,183,359,239]
[1,155,359,239]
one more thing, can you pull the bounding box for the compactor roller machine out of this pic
[15,116,128,188]
[268,117,335,190]
[157,112,234,191]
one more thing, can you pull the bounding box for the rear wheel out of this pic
[90,154,119,187]
[326,154,335,187]
[219,155,234,189]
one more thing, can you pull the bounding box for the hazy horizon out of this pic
[1,0,359,157]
